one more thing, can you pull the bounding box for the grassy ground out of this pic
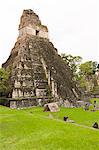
[90,98,99,104]
[0,106,99,150]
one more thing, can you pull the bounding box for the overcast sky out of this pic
[0,0,98,66]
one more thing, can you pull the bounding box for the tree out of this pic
[61,53,82,77]
[78,61,98,92]
[61,53,98,92]
[79,61,97,77]
[0,68,9,96]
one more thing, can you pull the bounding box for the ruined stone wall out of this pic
[10,98,52,109]
[2,9,81,103]
[19,9,41,29]
[4,36,51,99]
[38,26,48,38]
[18,25,48,39]
[18,9,48,39]
[19,25,36,37]
[3,35,81,101]
[41,57,58,98]
[96,70,99,85]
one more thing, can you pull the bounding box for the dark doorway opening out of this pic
[36,30,39,36]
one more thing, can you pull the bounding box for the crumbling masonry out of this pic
[2,9,81,105]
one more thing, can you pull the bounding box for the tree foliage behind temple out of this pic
[0,68,9,97]
[61,53,98,93]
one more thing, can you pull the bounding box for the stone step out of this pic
[34,79,48,83]
[34,79,48,88]
[34,73,46,80]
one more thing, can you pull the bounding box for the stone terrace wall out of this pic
[9,97,53,109]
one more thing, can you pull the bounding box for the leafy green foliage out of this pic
[0,68,9,96]
[90,98,99,104]
[61,53,98,92]
[78,61,98,91]
[79,61,97,77]
[61,54,82,75]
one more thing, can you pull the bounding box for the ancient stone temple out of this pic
[2,9,81,106]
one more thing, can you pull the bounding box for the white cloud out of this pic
[0,0,98,66]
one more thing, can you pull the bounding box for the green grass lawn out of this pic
[90,98,99,104]
[0,106,99,150]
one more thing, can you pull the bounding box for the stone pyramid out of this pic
[2,9,81,103]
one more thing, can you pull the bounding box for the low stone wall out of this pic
[9,97,52,109]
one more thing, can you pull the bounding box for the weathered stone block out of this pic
[10,101,17,109]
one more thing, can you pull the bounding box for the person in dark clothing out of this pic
[92,122,99,129]
[93,100,96,109]
[64,116,68,121]
[84,102,90,111]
